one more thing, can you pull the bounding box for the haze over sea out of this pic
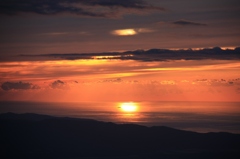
[1,101,240,134]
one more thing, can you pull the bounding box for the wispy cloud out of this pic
[172,20,207,26]
[0,0,165,18]
[193,78,240,87]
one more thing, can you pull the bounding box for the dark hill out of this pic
[1,113,240,159]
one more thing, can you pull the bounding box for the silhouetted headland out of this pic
[1,112,240,159]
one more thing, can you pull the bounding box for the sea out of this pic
[0,101,240,134]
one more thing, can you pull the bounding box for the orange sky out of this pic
[0,0,240,102]
[1,58,239,102]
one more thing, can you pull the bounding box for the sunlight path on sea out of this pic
[0,101,240,133]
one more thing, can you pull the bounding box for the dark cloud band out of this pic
[20,47,240,62]
[172,20,207,26]
[0,0,164,17]
[1,81,40,91]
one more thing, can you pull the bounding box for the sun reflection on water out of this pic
[116,102,142,123]
[118,102,139,112]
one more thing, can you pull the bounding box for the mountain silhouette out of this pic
[1,112,240,159]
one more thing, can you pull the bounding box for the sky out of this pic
[0,0,240,102]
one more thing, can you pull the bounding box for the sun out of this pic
[119,102,138,112]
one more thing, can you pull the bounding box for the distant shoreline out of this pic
[1,112,240,159]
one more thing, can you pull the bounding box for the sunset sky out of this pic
[0,0,240,102]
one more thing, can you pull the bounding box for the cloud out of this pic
[1,81,40,91]
[111,29,137,36]
[99,78,122,83]
[172,20,207,26]
[0,0,165,18]
[111,28,154,36]
[137,28,155,33]
[50,80,66,89]
[22,47,240,62]
[193,78,240,87]
[160,80,176,85]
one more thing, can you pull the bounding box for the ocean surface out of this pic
[0,101,240,134]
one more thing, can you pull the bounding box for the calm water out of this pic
[0,101,240,133]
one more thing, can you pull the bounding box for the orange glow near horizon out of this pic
[0,58,240,102]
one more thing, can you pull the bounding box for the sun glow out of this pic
[119,102,138,112]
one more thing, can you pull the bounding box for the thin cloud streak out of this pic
[172,20,207,26]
